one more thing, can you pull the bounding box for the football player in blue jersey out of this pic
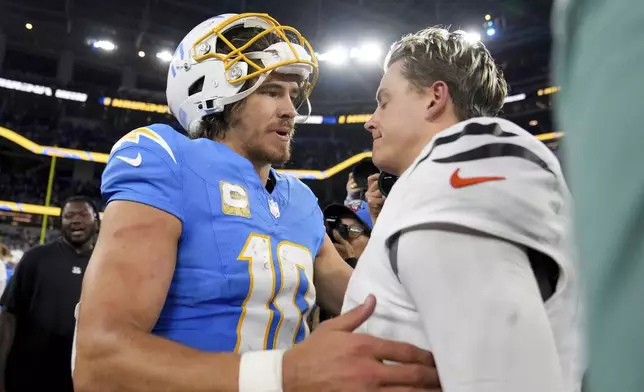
[72,13,440,392]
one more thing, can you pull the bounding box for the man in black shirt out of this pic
[0,196,99,391]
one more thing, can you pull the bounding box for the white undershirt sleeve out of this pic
[395,226,564,392]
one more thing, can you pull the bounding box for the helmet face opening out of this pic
[191,13,319,100]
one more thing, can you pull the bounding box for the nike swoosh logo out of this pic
[116,153,142,167]
[450,168,505,188]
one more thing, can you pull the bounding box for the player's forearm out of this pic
[313,236,353,315]
[314,262,351,315]
[74,327,240,392]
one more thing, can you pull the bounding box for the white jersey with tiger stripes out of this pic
[342,117,583,392]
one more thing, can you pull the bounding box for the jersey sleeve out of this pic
[305,191,326,258]
[382,118,571,263]
[312,204,325,257]
[101,124,184,222]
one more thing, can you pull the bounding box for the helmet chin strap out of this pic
[295,98,312,124]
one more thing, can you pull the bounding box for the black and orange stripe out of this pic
[433,143,554,174]
[420,122,554,174]
[431,122,517,150]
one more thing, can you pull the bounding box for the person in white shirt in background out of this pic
[341,26,583,392]
[0,244,9,295]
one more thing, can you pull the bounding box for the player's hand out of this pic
[366,174,385,225]
[283,295,441,392]
[332,229,356,260]
[346,172,361,200]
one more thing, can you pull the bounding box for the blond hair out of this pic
[385,27,508,120]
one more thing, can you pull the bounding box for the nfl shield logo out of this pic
[268,199,280,218]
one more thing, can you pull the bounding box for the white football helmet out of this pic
[166,13,319,136]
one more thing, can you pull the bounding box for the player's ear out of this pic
[425,80,449,121]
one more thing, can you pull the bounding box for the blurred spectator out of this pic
[346,159,379,203]
[0,196,99,392]
[0,165,103,211]
[0,225,58,253]
[0,244,19,293]
[318,199,373,324]
[323,199,373,267]
[345,172,361,202]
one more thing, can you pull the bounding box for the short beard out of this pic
[247,140,292,166]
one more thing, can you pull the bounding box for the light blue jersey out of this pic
[102,124,325,352]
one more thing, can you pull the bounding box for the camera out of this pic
[352,159,379,194]
[378,171,399,197]
[324,216,349,243]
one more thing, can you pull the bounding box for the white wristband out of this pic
[239,349,286,392]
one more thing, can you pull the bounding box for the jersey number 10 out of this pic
[235,233,315,352]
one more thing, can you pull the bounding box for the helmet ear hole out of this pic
[188,76,206,96]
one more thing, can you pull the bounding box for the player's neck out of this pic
[253,164,272,187]
[395,118,460,175]
[217,138,272,186]
[430,115,460,139]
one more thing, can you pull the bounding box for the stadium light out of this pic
[156,51,173,62]
[92,40,116,52]
[319,47,349,65]
[486,28,496,37]
[464,32,481,43]
[353,43,382,63]
[138,51,146,58]
[319,43,383,65]
[25,23,33,30]
[485,14,492,21]
[504,93,526,104]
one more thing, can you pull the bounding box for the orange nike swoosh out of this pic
[450,168,506,188]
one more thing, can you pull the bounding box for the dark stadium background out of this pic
[0,0,560,251]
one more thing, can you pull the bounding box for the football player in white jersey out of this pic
[341,27,584,392]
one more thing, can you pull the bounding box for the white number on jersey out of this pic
[235,233,315,352]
